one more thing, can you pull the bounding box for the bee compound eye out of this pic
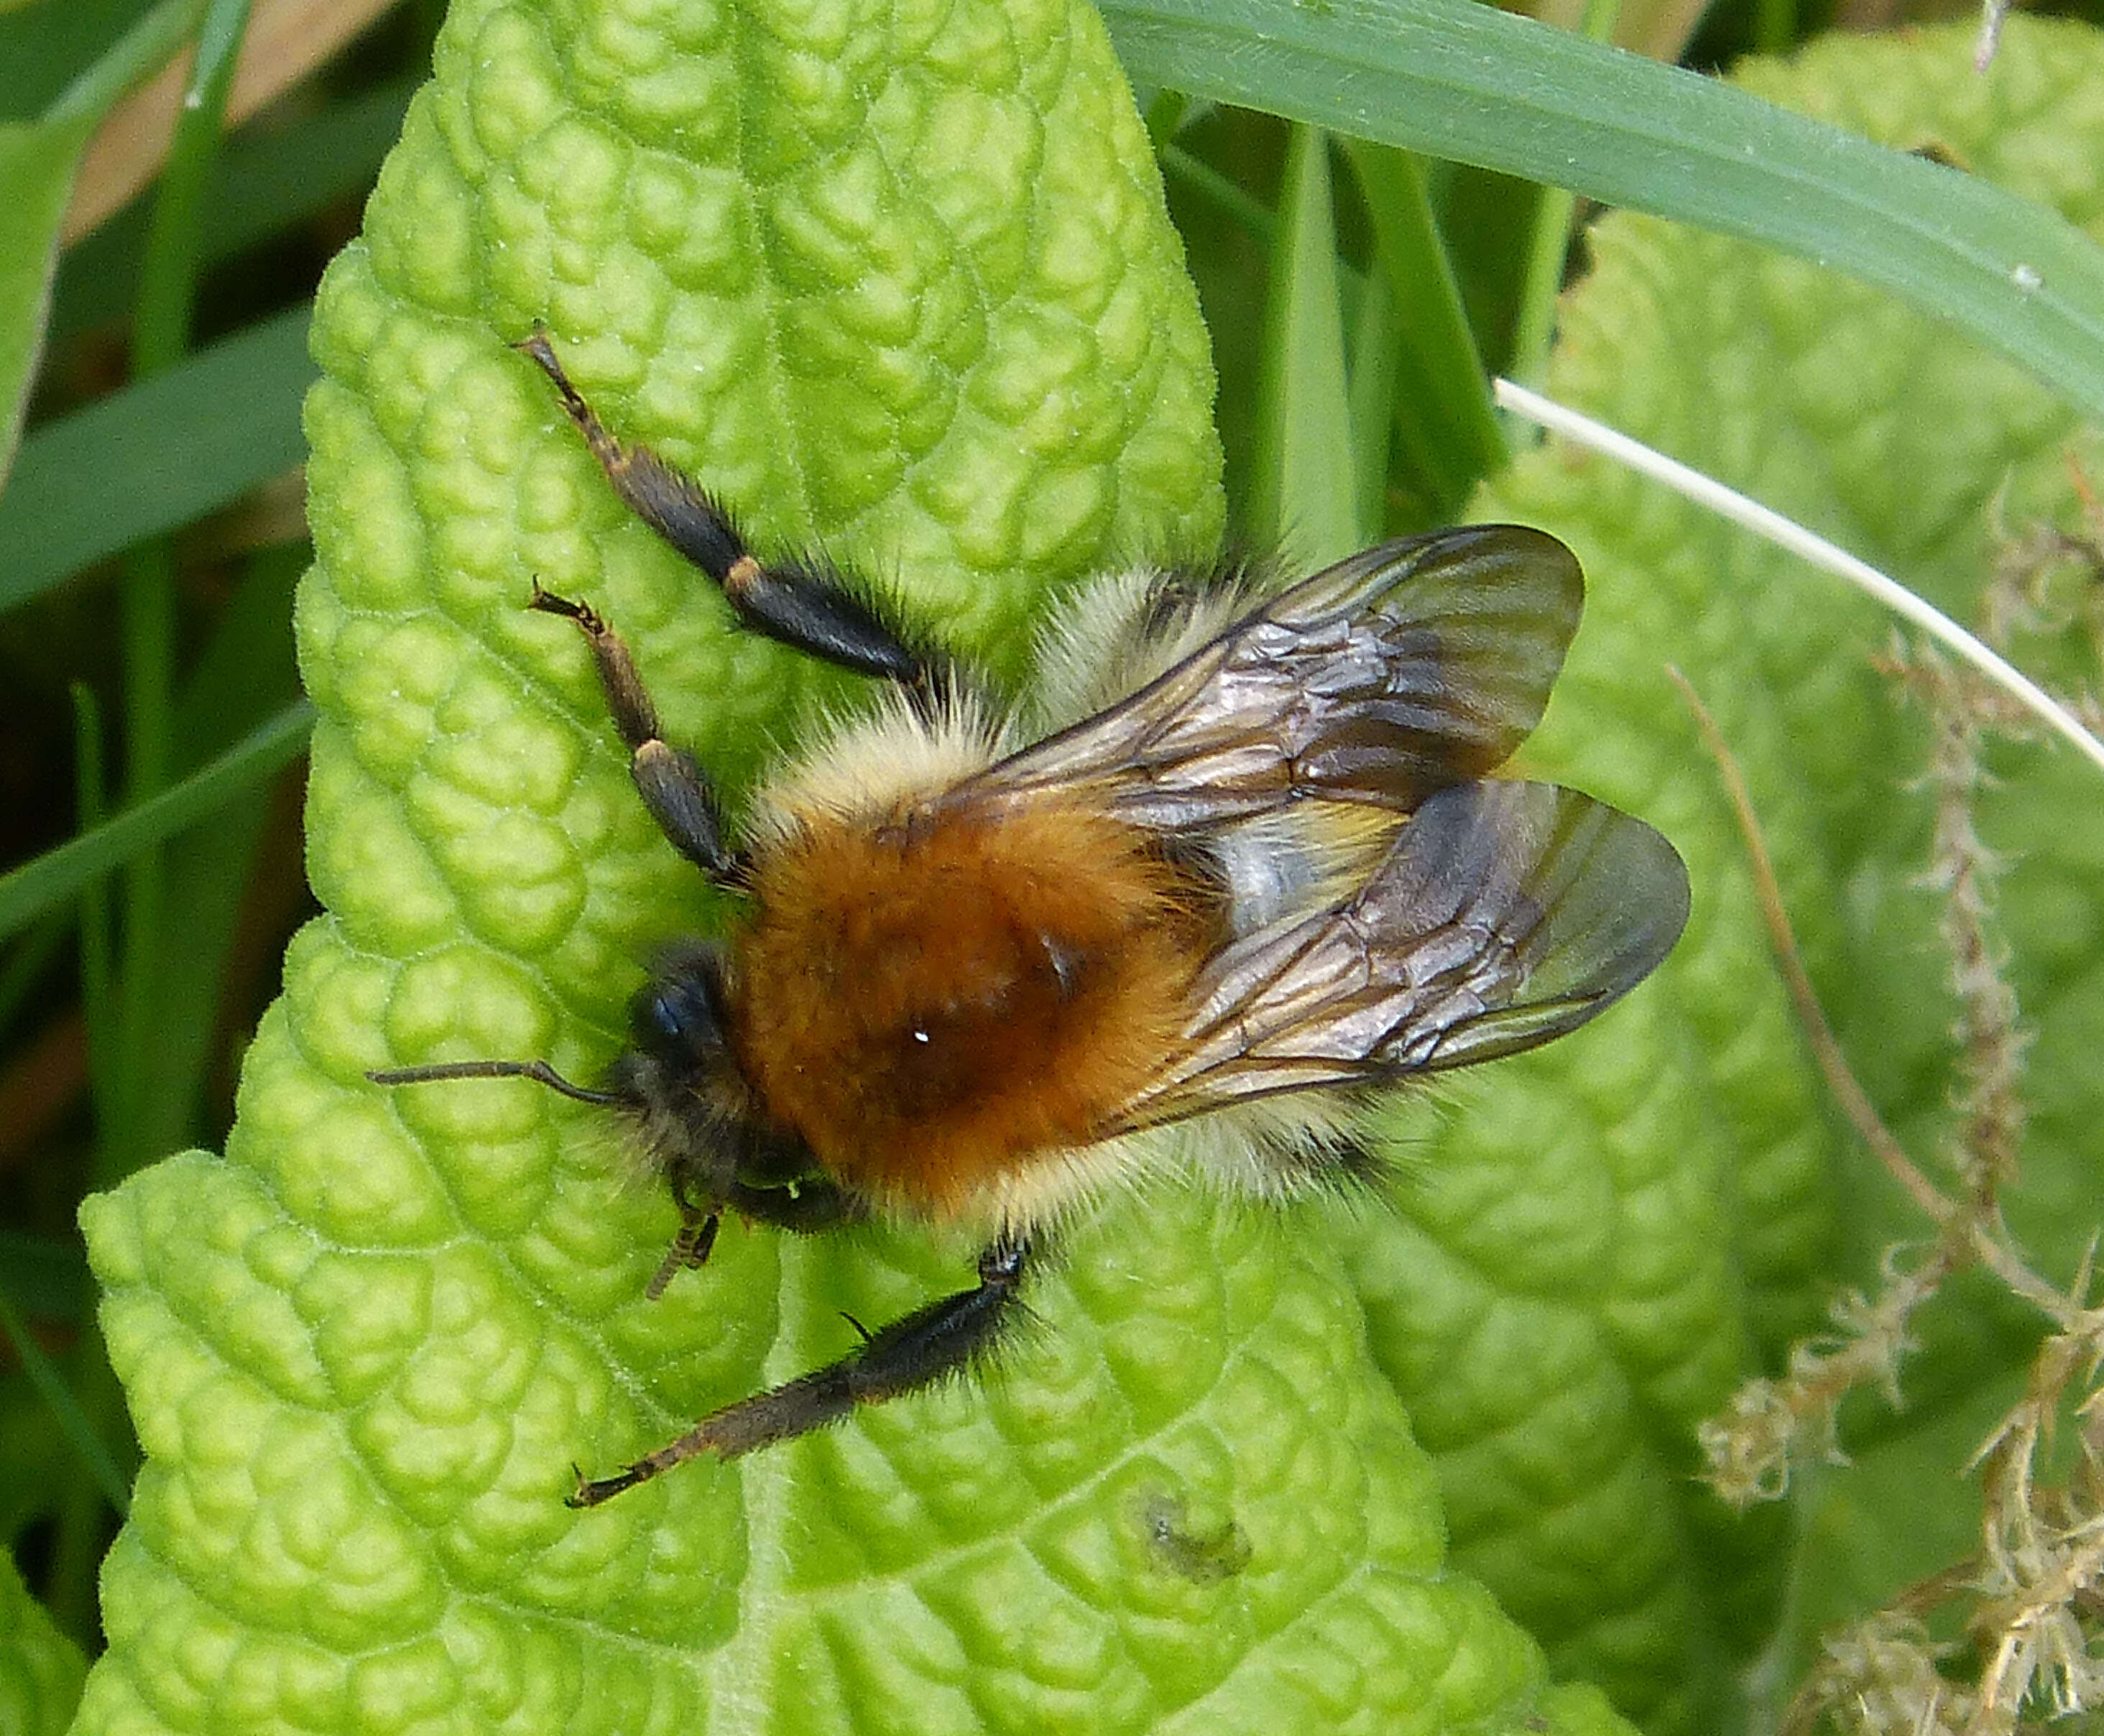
[633,966,726,1063]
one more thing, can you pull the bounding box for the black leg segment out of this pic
[516,329,942,692]
[527,584,740,885]
[569,1237,1034,1506]
[644,1210,724,1303]
[724,1177,865,1237]
[645,1177,866,1301]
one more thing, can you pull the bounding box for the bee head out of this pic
[609,941,738,1104]
[366,943,740,1119]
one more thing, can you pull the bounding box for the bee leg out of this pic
[515,329,951,705]
[644,1210,721,1302]
[723,1177,867,1235]
[525,583,742,885]
[644,1178,864,1301]
[569,1236,1033,1507]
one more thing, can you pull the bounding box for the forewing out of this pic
[954,525,1583,829]
[1107,780,1690,1132]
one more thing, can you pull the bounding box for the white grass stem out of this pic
[1495,377,2104,779]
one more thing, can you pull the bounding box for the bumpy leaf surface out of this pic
[1381,15,2103,1726]
[73,2,1639,1733]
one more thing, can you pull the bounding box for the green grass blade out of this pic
[0,699,313,946]
[116,0,257,1173]
[56,76,416,336]
[1100,0,2104,426]
[0,1230,89,1321]
[0,114,95,486]
[0,303,313,611]
[35,0,208,124]
[130,0,251,374]
[1161,139,1275,243]
[1347,265,1398,533]
[1342,139,1503,518]
[0,1280,130,1514]
[120,544,304,1168]
[1252,125,1360,563]
[1508,0,1619,390]
[0,912,69,1031]
[69,683,114,1137]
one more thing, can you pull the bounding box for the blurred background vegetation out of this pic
[1,0,2100,1707]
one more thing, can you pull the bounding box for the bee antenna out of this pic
[366,1058,627,1108]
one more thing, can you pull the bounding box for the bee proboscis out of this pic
[372,331,1691,1507]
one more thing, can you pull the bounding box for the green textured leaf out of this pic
[0,1547,86,1736]
[1397,12,2103,1725]
[74,3,1633,1733]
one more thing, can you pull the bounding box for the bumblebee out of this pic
[374,332,1690,1507]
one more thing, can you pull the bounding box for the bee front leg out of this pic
[645,1176,866,1301]
[643,1208,722,1302]
[571,1236,1033,1507]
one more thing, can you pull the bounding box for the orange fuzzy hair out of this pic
[732,798,1219,1225]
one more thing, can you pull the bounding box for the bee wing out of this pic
[956,525,1584,828]
[1106,780,1690,1132]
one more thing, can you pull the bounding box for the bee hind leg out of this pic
[570,1236,1033,1507]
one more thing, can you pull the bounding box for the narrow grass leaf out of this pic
[1101,0,2104,428]
[0,699,312,944]
[0,114,96,486]
[8,0,202,123]
[1347,267,1398,532]
[57,76,415,337]
[0,303,312,611]
[120,545,304,1170]
[0,1282,130,1514]
[70,684,114,1138]
[1252,124,1360,563]
[0,1230,90,1321]
[0,913,68,1031]
[1343,139,1503,517]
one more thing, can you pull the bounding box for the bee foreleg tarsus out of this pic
[629,741,742,884]
[527,580,660,747]
[711,552,947,697]
[645,1210,722,1301]
[642,1181,859,1301]
[514,328,622,474]
[568,1236,1033,1508]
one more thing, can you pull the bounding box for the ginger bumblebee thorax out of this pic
[730,796,1221,1224]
